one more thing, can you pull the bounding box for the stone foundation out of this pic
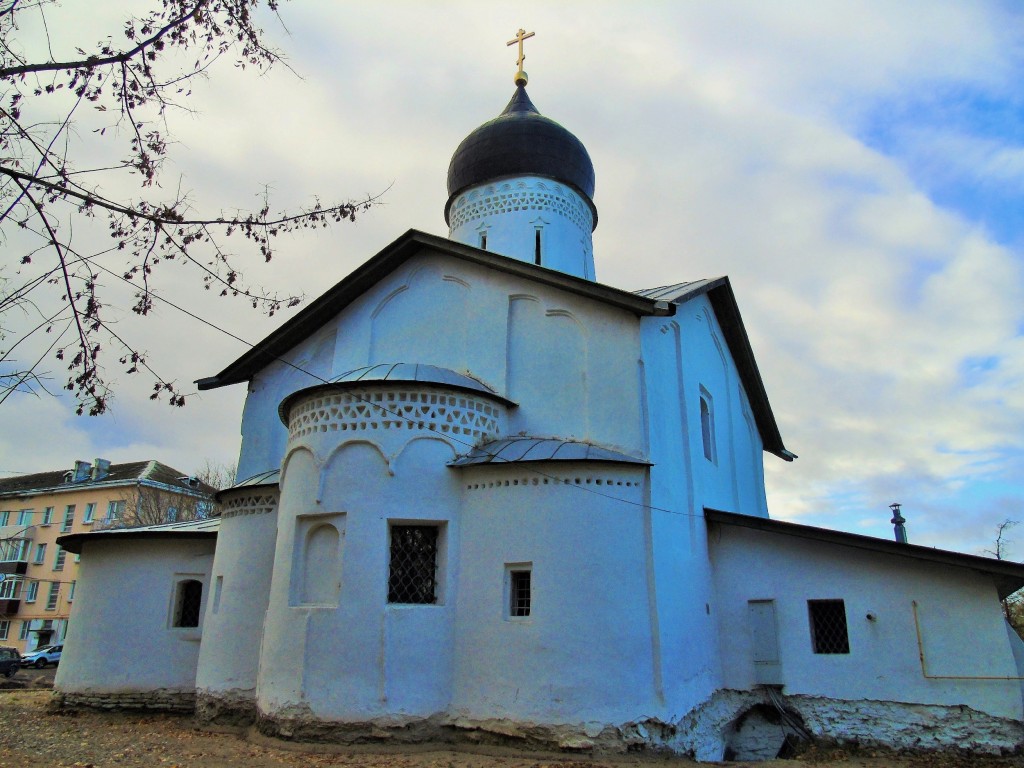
[677,689,1024,761]
[195,689,258,727]
[52,688,196,713]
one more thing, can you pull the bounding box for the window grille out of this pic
[174,580,203,627]
[509,570,531,617]
[808,599,850,654]
[388,525,439,604]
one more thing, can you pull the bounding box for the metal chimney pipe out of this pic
[890,502,907,544]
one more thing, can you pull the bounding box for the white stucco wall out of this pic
[195,494,278,704]
[56,537,214,694]
[451,462,656,725]
[448,176,596,280]
[256,408,465,722]
[709,523,1024,721]
[236,249,650,483]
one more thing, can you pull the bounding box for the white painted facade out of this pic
[54,82,1024,759]
[55,530,215,707]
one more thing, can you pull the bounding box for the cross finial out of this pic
[507,28,535,86]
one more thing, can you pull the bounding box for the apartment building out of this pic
[0,458,216,654]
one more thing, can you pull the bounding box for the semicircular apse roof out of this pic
[278,363,515,424]
[448,438,650,467]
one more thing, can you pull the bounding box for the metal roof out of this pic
[276,363,516,426]
[215,469,280,502]
[0,460,216,500]
[57,517,220,555]
[706,509,1024,599]
[449,438,650,467]
[446,85,597,227]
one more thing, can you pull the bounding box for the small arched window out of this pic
[174,579,203,628]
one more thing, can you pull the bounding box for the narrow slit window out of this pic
[699,386,716,463]
[479,232,488,250]
[509,569,531,617]
[808,599,850,654]
[534,229,542,265]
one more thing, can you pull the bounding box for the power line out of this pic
[73,261,703,520]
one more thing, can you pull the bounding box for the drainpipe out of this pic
[890,502,907,544]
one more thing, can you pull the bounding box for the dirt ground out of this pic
[1,675,1023,768]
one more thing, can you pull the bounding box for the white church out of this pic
[55,55,1024,760]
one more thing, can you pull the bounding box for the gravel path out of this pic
[1,686,1022,768]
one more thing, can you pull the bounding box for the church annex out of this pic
[55,53,1024,760]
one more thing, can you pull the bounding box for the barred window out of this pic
[388,525,438,604]
[509,569,531,617]
[174,580,203,628]
[808,599,849,654]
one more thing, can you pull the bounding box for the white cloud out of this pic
[3,1,1023,557]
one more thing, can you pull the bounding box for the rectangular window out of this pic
[0,620,8,640]
[68,581,76,602]
[106,500,125,522]
[0,511,9,526]
[41,507,53,525]
[83,503,96,523]
[509,568,532,617]
[61,505,75,532]
[17,509,32,526]
[173,579,203,628]
[53,546,66,571]
[166,506,178,523]
[388,525,439,604]
[45,582,60,611]
[1,538,27,562]
[25,581,38,603]
[34,543,46,564]
[19,621,29,641]
[808,599,850,654]
[0,579,18,599]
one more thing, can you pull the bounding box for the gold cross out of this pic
[507,28,535,85]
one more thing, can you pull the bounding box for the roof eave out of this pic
[706,508,1024,599]
[197,230,671,391]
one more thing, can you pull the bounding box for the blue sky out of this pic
[1,1,1023,559]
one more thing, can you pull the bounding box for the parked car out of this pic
[0,647,20,678]
[21,644,61,668]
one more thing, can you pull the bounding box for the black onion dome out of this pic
[445,85,596,226]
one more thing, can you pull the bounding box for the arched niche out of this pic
[507,297,588,436]
[369,264,469,369]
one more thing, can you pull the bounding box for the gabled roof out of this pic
[196,230,672,391]
[0,460,215,500]
[195,229,789,460]
[706,509,1024,599]
[635,279,793,462]
[57,517,220,555]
